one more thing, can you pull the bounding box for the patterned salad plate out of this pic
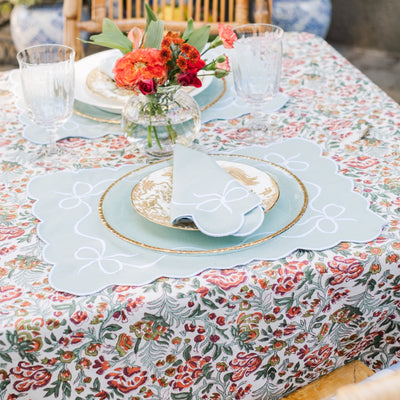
[131,160,280,230]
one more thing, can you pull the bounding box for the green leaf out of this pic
[104,324,122,332]
[201,298,218,309]
[0,352,11,362]
[144,20,164,49]
[203,342,213,354]
[183,345,192,361]
[134,337,142,354]
[171,389,193,400]
[145,3,158,26]
[213,345,222,359]
[85,18,132,54]
[93,377,100,392]
[223,372,233,382]
[223,345,233,355]
[187,25,211,52]
[62,381,72,397]
[182,18,194,40]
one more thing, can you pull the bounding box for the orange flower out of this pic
[160,47,172,62]
[113,48,168,90]
[187,47,200,63]
[177,55,188,71]
[161,36,172,47]
[181,43,192,53]
[165,31,184,45]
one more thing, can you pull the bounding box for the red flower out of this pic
[70,310,88,325]
[0,226,24,241]
[94,390,109,400]
[218,24,237,48]
[287,306,301,319]
[196,286,209,297]
[327,256,364,285]
[345,156,379,170]
[94,356,111,375]
[177,71,202,88]
[171,356,211,390]
[184,323,196,332]
[194,334,205,342]
[138,79,157,95]
[10,361,52,392]
[106,366,147,393]
[229,352,262,382]
[203,269,248,290]
[304,345,332,368]
[0,285,22,303]
[187,57,206,73]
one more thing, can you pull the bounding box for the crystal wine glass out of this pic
[17,44,75,156]
[231,24,283,140]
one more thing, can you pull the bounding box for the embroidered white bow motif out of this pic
[192,180,250,214]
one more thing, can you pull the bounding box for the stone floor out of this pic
[333,43,400,104]
[1,22,399,104]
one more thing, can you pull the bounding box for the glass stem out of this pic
[46,128,58,156]
[250,103,269,136]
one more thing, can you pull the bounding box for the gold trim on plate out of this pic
[98,154,308,255]
[73,108,121,124]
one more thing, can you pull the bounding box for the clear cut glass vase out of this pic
[121,86,201,158]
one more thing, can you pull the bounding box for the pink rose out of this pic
[177,71,202,88]
[138,79,157,95]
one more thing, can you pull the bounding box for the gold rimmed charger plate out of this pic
[131,160,280,230]
[98,154,308,255]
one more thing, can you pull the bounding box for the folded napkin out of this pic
[170,145,265,237]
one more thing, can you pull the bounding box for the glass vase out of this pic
[121,86,201,158]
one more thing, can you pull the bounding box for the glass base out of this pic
[37,142,66,159]
[246,112,281,143]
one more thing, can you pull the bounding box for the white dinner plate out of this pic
[75,49,213,114]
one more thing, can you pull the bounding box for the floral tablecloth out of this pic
[0,33,399,400]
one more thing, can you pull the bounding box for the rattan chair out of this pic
[280,361,374,400]
[63,0,273,59]
[334,367,400,400]
[281,360,400,400]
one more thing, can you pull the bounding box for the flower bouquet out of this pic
[87,3,237,156]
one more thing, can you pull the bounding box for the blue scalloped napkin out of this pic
[170,144,264,237]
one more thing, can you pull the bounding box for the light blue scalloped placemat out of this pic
[27,138,386,295]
